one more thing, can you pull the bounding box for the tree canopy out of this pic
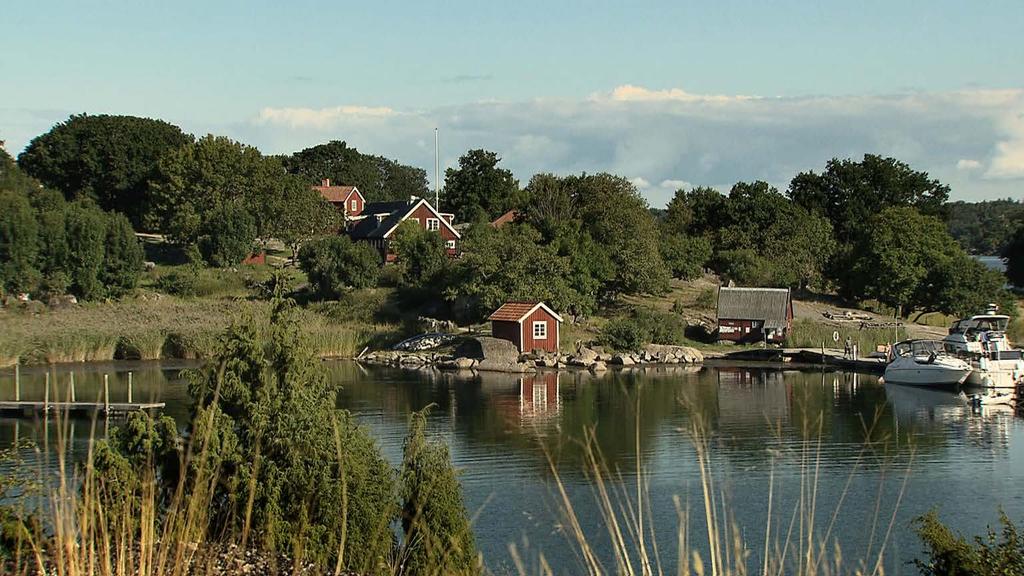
[788,154,950,245]
[1003,217,1024,288]
[17,114,192,229]
[442,149,522,223]
[282,140,429,202]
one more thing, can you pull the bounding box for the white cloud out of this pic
[254,105,397,130]
[630,177,651,190]
[246,85,1024,206]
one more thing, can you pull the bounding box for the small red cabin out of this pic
[489,301,563,353]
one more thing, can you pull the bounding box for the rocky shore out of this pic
[358,336,704,373]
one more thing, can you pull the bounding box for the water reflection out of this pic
[2,362,1023,574]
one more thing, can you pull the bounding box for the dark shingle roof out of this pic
[348,200,417,239]
[717,287,791,328]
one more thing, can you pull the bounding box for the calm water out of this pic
[2,361,1024,574]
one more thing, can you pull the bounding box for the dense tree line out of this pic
[0,148,142,299]
[282,140,430,202]
[947,199,1023,255]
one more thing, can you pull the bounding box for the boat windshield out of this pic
[953,315,1010,333]
[894,340,944,358]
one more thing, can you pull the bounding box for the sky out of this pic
[2,0,1023,206]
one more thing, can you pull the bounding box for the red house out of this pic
[313,180,365,218]
[716,287,793,343]
[347,197,460,261]
[489,301,563,353]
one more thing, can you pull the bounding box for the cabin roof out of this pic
[717,287,791,328]
[489,301,564,323]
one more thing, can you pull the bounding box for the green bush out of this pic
[0,190,40,294]
[101,212,144,297]
[64,201,108,300]
[298,235,381,298]
[602,307,687,351]
[185,301,398,571]
[914,509,1024,576]
[401,409,478,575]
[197,202,257,268]
[156,265,200,296]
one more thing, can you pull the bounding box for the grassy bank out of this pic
[0,293,401,368]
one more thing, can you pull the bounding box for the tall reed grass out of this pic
[788,320,900,353]
[0,294,402,367]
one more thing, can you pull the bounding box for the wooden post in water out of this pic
[70,372,76,402]
[104,374,110,414]
[14,362,20,402]
[128,372,133,404]
[45,372,50,412]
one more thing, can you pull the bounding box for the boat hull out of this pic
[883,365,972,388]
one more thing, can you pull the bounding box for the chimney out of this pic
[321,178,330,187]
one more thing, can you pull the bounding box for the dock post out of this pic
[70,372,76,402]
[104,374,110,414]
[45,372,50,412]
[128,371,133,404]
[14,362,20,402]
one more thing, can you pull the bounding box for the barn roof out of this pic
[716,287,791,328]
[489,301,564,323]
[314,184,360,204]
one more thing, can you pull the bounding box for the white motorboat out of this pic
[884,340,973,388]
[942,305,1024,388]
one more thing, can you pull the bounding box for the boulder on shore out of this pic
[454,336,521,364]
[643,344,704,364]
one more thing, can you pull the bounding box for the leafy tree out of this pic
[150,135,278,245]
[601,307,688,351]
[17,114,192,228]
[197,202,257,268]
[270,178,340,258]
[64,201,107,300]
[186,300,398,571]
[789,154,950,246]
[570,173,670,295]
[101,212,143,296]
[521,173,574,241]
[443,149,522,223]
[0,190,40,294]
[660,232,710,280]
[446,224,589,320]
[283,140,429,202]
[298,236,381,298]
[1004,219,1024,288]
[391,221,449,288]
[400,409,478,575]
[928,252,1011,319]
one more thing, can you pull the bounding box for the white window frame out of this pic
[426,218,440,231]
[410,217,420,225]
[532,321,548,340]
[445,240,456,250]
[350,198,358,211]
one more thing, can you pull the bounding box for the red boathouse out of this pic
[489,301,563,353]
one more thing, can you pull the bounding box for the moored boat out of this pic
[942,305,1024,388]
[883,339,973,388]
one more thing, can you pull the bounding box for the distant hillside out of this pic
[947,199,1023,254]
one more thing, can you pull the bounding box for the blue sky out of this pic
[2,1,1023,205]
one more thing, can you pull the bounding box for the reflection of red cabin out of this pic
[520,372,560,418]
[313,180,365,218]
[489,301,563,353]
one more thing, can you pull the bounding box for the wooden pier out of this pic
[3,365,165,419]
[0,400,166,417]
[723,347,888,373]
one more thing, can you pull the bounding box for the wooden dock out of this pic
[2,366,166,419]
[723,347,888,373]
[0,401,166,417]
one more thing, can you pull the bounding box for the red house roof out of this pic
[490,209,519,228]
[313,180,360,204]
[489,301,564,323]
